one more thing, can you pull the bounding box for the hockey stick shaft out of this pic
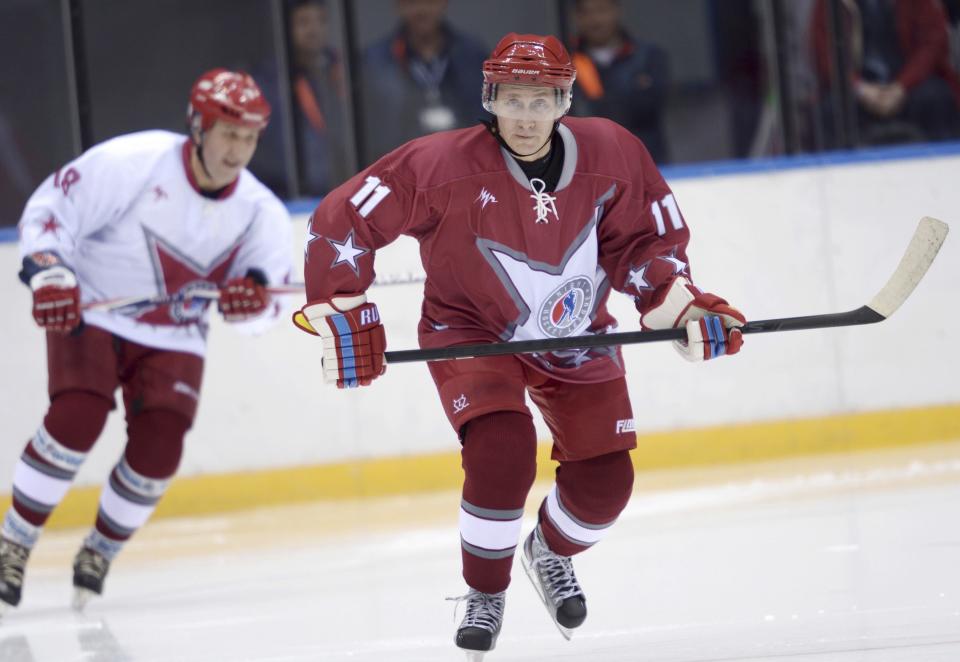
[382,310,880,364]
[384,217,948,364]
[83,273,426,312]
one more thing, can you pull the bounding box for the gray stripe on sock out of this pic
[12,487,55,515]
[461,499,524,521]
[553,490,616,531]
[461,537,516,560]
[108,473,161,507]
[20,454,74,481]
[96,509,137,539]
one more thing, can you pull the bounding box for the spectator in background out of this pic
[569,0,670,163]
[252,0,349,198]
[360,0,487,162]
[812,0,960,147]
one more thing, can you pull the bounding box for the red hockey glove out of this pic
[641,276,745,362]
[218,269,270,322]
[22,252,81,333]
[292,293,387,388]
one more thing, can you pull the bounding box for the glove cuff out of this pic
[244,268,268,287]
[20,251,73,287]
[29,265,77,291]
[641,276,696,330]
[302,293,367,321]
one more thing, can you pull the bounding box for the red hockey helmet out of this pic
[187,68,271,133]
[482,34,576,120]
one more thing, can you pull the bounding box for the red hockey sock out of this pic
[459,411,537,594]
[538,449,634,557]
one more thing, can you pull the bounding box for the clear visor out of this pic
[482,83,571,121]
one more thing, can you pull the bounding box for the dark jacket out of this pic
[360,23,488,163]
[812,0,960,106]
[251,51,349,197]
[570,33,670,163]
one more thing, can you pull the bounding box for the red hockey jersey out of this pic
[304,116,693,383]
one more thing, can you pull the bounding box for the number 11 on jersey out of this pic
[350,176,392,218]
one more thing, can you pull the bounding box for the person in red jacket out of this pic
[812,0,960,146]
[295,33,745,657]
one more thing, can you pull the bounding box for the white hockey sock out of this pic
[1,509,42,549]
[543,484,615,548]
[10,425,88,526]
[93,458,170,552]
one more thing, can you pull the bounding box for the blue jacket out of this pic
[361,23,488,162]
[571,34,670,163]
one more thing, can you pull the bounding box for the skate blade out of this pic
[72,587,96,612]
[464,651,487,662]
[0,601,11,618]
[521,553,574,641]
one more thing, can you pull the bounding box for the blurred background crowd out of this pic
[1,0,959,225]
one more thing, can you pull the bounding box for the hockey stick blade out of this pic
[865,216,948,319]
[384,217,948,364]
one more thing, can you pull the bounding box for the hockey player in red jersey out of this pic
[0,69,293,615]
[296,33,745,656]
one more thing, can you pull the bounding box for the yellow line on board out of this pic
[2,403,957,531]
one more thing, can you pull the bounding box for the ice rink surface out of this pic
[2,441,960,662]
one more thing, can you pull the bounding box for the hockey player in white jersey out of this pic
[0,69,293,614]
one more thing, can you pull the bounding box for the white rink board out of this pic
[0,154,957,487]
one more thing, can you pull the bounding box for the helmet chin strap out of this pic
[482,118,560,159]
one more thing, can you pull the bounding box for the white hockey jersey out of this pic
[17,130,293,357]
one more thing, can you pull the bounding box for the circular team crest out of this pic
[169,280,217,324]
[538,277,594,337]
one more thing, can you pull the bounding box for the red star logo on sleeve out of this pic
[136,227,243,326]
[40,215,61,237]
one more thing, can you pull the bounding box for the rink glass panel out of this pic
[76,0,292,197]
[0,0,76,228]
[0,0,956,219]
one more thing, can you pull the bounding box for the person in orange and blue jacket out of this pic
[569,0,671,163]
[359,0,488,162]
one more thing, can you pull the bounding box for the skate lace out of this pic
[0,540,29,587]
[447,589,505,632]
[75,548,109,580]
[530,178,558,224]
[532,542,583,604]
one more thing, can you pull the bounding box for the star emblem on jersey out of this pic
[478,211,601,341]
[659,249,687,275]
[138,227,242,326]
[40,215,61,237]
[626,261,653,292]
[304,219,321,263]
[327,230,368,276]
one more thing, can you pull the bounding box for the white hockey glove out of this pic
[642,276,746,361]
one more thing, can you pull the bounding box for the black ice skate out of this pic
[72,546,111,611]
[521,525,587,639]
[451,588,506,660]
[0,538,31,614]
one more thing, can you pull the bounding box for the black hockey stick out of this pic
[384,217,948,365]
